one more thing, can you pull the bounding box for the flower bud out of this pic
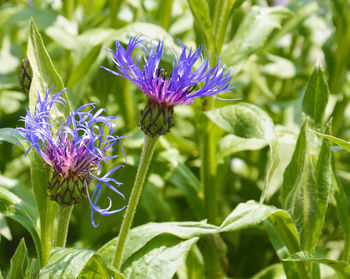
[139,100,174,137]
[48,172,87,206]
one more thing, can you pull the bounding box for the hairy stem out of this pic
[113,134,158,270]
[55,204,73,247]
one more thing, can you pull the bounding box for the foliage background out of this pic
[0,0,350,278]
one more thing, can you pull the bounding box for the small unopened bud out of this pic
[139,100,174,137]
[48,172,88,206]
[18,57,32,93]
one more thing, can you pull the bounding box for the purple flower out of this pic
[101,36,234,107]
[16,87,126,227]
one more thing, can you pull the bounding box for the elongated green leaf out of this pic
[221,6,291,66]
[312,131,350,152]
[211,0,236,53]
[27,19,69,266]
[282,120,331,252]
[186,0,213,49]
[313,123,332,248]
[98,221,217,264]
[205,103,279,202]
[27,19,70,119]
[39,248,124,279]
[331,169,350,262]
[67,44,101,88]
[265,220,300,279]
[6,239,29,279]
[0,186,40,262]
[302,65,330,128]
[281,121,318,251]
[0,128,29,152]
[285,251,350,277]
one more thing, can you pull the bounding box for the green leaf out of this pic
[27,19,69,266]
[67,44,101,89]
[98,221,217,264]
[312,131,350,152]
[302,65,330,128]
[205,103,279,202]
[265,220,300,279]
[0,186,40,262]
[284,251,350,278]
[27,19,71,120]
[211,0,236,53]
[39,247,124,279]
[217,134,267,160]
[186,0,213,49]
[6,239,29,279]
[281,120,331,252]
[221,6,291,66]
[99,202,300,277]
[122,235,199,279]
[331,169,350,262]
[0,128,29,152]
[219,201,299,247]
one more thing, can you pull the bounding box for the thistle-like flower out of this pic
[102,36,234,136]
[16,88,126,227]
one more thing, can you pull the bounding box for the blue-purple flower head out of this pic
[102,36,234,106]
[16,87,126,227]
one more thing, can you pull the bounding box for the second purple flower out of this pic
[101,36,234,136]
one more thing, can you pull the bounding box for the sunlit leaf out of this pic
[39,247,124,279]
[205,103,279,202]
[302,65,330,128]
[284,251,350,277]
[221,6,291,66]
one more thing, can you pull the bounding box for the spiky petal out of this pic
[16,87,126,227]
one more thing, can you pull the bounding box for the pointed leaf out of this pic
[282,120,331,252]
[39,247,124,279]
[186,0,213,48]
[6,239,29,279]
[312,131,350,152]
[302,65,330,127]
[27,19,70,120]
[0,128,29,152]
[284,251,350,277]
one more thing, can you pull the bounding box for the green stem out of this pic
[113,134,158,270]
[55,205,73,247]
[41,199,57,266]
[109,0,122,28]
[62,0,75,20]
[157,0,174,30]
